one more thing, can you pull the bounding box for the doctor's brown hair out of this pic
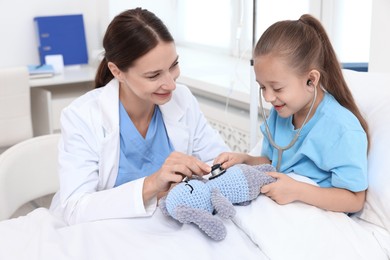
[254,14,370,149]
[95,8,174,88]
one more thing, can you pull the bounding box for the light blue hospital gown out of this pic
[260,92,368,192]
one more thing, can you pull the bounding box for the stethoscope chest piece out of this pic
[209,163,226,180]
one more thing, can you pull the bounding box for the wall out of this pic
[0,0,388,71]
[369,0,390,73]
[107,0,177,35]
[0,0,109,68]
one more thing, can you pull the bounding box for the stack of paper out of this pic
[27,64,55,79]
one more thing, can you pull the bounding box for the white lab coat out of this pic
[50,79,230,225]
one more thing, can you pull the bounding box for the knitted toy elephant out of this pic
[159,164,276,241]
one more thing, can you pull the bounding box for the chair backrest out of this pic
[0,134,60,220]
[0,66,33,149]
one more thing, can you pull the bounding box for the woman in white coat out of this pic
[50,8,230,225]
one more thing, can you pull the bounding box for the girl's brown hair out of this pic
[95,8,174,88]
[254,14,369,149]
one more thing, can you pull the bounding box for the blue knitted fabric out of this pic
[164,164,276,219]
[161,163,276,240]
[207,165,249,204]
[166,180,213,219]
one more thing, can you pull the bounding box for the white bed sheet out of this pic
[1,200,389,260]
[233,195,389,260]
[232,173,390,260]
[0,208,267,260]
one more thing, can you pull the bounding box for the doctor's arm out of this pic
[55,105,160,224]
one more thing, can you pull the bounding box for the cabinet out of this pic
[30,66,95,136]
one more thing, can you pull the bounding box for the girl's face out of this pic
[120,41,180,106]
[254,54,315,121]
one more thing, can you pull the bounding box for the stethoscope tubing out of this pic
[259,86,317,171]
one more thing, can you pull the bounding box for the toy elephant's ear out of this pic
[210,188,235,219]
[175,205,227,241]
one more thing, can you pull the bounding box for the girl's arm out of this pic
[295,182,365,213]
[213,153,271,169]
[261,172,366,213]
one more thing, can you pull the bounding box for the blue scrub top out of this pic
[115,103,174,187]
[260,93,368,192]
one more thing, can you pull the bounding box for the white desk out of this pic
[29,65,96,88]
[30,66,96,136]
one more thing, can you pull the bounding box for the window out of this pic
[176,0,231,51]
[108,0,372,64]
[175,0,313,58]
[174,0,371,63]
[322,0,372,63]
[254,0,311,43]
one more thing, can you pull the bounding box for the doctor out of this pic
[50,8,230,225]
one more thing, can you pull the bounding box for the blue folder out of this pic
[34,14,88,65]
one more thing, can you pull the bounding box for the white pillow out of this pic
[342,69,390,232]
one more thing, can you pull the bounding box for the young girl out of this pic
[214,14,369,214]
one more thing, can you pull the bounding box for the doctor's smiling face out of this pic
[114,41,180,106]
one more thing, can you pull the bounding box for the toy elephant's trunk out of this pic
[175,205,227,241]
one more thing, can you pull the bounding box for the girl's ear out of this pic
[306,69,321,91]
[107,62,124,82]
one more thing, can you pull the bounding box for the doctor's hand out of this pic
[143,152,211,201]
[260,172,302,205]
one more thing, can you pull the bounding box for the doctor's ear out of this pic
[107,62,125,82]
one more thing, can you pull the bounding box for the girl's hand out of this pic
[213,152,271,170]
[260,172,301,205]
[213,152,250,169]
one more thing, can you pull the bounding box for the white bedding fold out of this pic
[1,192,389,259]
[233,194,388,260]
[0,208,267,260]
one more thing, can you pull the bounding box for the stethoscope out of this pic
[181,163,226,193]
[258,80,318,171]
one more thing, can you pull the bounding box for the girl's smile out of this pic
[273,104,285,112]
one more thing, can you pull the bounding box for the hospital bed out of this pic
[0,69,389,259]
